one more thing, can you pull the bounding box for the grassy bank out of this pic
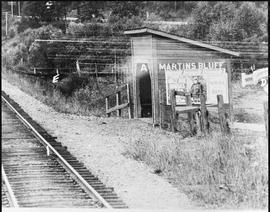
[2,68,127,117]
[123,131,268,209]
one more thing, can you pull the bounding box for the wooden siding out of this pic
[156,37,232,59]
[124,28,240,56]
[131,35,153,119]
[127,33,234,124]
[154,36,232,124]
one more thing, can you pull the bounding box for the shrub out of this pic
[8,28,16,38]
[66,22,85,37]
[51,20,66,33]
[17,17,41,33]
[28,42,49,67]
[55,74,89,98]
[3,25,63,72]
[108,15,144,32]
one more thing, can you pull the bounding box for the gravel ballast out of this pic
[2,79,193,209]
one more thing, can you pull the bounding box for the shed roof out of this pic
[204,41,268,59]
[124,28,240,57]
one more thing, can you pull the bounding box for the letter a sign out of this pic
[136,63,149,73]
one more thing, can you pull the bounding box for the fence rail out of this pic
[169,90,233,135]
[105,84,131,118]
[169,89,236,135]
[170,89,206,134]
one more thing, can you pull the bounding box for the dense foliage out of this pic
[189,2,267,42]
[2,25,63,69]
[11,1,267,42]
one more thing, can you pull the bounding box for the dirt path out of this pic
[232,82,268,124]
[2,79,194,209]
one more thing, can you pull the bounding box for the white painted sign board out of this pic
[159,61,229,105]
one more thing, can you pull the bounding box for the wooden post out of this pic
[186,93,195,135]
[200,94,209,134]
[116,91,121,117]
[76,60,81,77]
[18,1,20,16]
[159,89,164,129]
[195,111,202,136]
[11,1,14,17]
[114,50,117,83]
[264,101,268,137]
[5,12,8,37]
[227,59,234,122]
[170,89,176,132]
[217,95,230,135]
[127,83,131,119]
[105,97,110,117]
[95,63,98,78]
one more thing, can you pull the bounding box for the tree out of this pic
[21,1,48,22]
[109,1,146,19]
[21,1,73,24]
[207,2,237,41]
[19,1,74,33]
[190,1,214,40]
[145,1,197,21]
[232,2,266,41]
[211,2,236,22]
[74,1,106,22]
[189,1,267,42]
[107,1,146,33]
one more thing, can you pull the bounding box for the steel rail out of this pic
[2,166,19,207]
[1,94,113,209]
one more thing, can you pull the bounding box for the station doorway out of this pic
[138,69,152,118]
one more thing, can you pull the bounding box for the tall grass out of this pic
[124,131,268,209]
[2,68,119,117]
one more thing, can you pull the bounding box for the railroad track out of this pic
[1,91,128,208]
[2,181,12,207]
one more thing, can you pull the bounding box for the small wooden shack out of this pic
[124,28,240,125]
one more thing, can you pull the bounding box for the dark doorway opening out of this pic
[139,71,152,117]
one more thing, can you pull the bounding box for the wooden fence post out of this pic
[186,93,196,135]
[264,101,268,137]
[127,83,131,119]
[116,91,121,117]
[195,111,202,136]
[200,94,209,134]
[170,89,177,132]
[159,89,164,129]
[106,97,110,117]
[76,60,81,77]
[217,95,230,135]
